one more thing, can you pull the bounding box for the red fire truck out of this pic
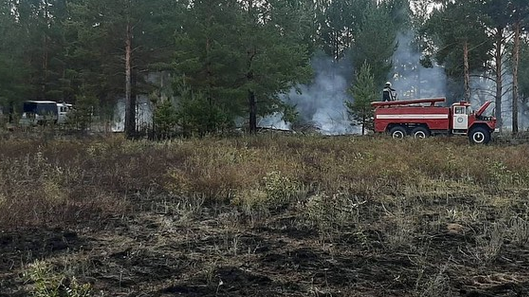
[371,98,497,144]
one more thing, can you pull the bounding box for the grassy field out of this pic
[0,133,528,296]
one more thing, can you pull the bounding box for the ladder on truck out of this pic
[371,98,446,108]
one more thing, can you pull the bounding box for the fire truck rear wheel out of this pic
[469,127,490,144]
[411,126,430,139]
[389,126,407,139]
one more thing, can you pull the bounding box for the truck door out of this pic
[453,106,468,130]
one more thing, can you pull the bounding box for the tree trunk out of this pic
[124,22,135,138]
[512,21,520,135]
[41,0,50,100]
[494,27,503,132]
[463,40,470,102]
[417,60,421,99]
[246,0,257,134]
[361,113,366,136]
[248,89,257,133]
[206,35,213,106]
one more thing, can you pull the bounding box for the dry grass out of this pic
[2,133,529,296]
[1,134,528,230]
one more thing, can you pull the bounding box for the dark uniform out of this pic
[382,83,397,101]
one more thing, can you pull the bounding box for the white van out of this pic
[19,101,73,126]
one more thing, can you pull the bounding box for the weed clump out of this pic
[23,260,92,297]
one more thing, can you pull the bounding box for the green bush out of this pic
[67,93,98,132]
[175,84,232,137]
[153,99,178,139]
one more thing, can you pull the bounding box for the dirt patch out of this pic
[2,200,529,297]
[0,228,81,270]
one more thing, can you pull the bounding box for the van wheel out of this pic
[469,127,490,144]
[411,126,430,139]
[389,126,407,139]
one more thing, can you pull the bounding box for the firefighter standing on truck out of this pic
[382,82,397,101]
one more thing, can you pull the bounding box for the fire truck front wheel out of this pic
[411,126,430,139]
[469,127,491,144]
[389,126,407,139]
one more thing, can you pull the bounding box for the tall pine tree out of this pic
[347,61,377,135]
[174,0,312,133]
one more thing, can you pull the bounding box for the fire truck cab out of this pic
[371,98,496,144]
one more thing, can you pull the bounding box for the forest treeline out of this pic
[0,0,528,137]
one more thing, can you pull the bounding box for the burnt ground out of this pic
[1,193,529,297]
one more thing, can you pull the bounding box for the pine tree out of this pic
[351,5,397,88]
[174,0,312,134]
[66,0,184,137]
[346,62,377,135]
[426,0,491,101]
[0,0,30,115]
[481,0,511,131]
[509,0,529,134]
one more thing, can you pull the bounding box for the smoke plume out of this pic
[390,32,446,100]
[112,96,154,132]
[261,53,360,135]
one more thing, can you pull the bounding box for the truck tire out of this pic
[411,126,430,139]
[389,126,407,139]
[469,127,490,144]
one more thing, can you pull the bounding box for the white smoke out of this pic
[390,32,447,100]
[263,54,360,135]
[258,112,291,131]
[263,31,449,135]
[112,96,154,132]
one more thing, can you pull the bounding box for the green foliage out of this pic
[65,0,185,105]
[346,62,377,135]
[175,85,231,137]
[1,0,528,135]
[381,0,412,31]
[351,4,397,87]
[317,0,373,59]
[425,0,492,80]
[173,0,312,132]
[520,41,529,118]
[281,103,300,125]
[486,160,527,187]
[23,260,92,297]
[153,99,178,139]
[0,1,30,106]
[67,92,98,132]
[508,0,529,25]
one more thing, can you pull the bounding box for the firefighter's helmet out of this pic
[385,82,392,87]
